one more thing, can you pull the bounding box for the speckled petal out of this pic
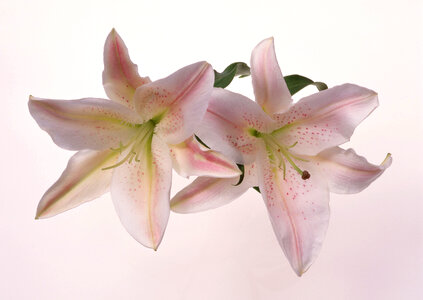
[169,136,241,178]
[110,135,171,250]
[257,144,329,276]
[36,149,119,219]
[272,84,378,156]
[251,37,292,115]
[171,163,258,213]
[134,62,214,144]
[196,88,276,164]
[103,29,150,109]
[28,96,141,151]
[314,147,392,194]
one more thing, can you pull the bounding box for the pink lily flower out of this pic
[29,29,240,250]
[171,38,392,275]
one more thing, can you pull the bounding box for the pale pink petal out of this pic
[196,88,276,164]
[36,149,120,219]
[257,145,329,276]
[110,135,171,250]
[273,84,379,156]
[28,96,141,151]
[169,136,241,178]
[251,37,292,115]
[314,147,392,194]
[171,163,258,213]
[103,29,151,109]
[134,62,214,144]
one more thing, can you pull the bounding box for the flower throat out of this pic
[250,129,311,180]
[102,120,156,170]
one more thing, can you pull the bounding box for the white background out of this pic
[1,0,422,299]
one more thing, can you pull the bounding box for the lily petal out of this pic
[110,135,171,250]
[169,136,241,178]
[273,84,378,156]
[257,145,329,276]
[103,29,151,109]
[251,37,292,115]
[171,163,258,213]
[36,149,120,219]
[196,88,276,164]
[28,96,141,151]
[314,147,392,194]
[134,61,214,144]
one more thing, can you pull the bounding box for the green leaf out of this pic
[195,135,209,149]
[284,74,328,96]
[214,62,251,88]
[253,186,261,193]
[233,164,245,186]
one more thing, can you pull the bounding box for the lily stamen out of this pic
[102,149,135,170]
[301,170,311,180]
[102,120,155,170]
[288,141,298,148]
[263,134,310,180]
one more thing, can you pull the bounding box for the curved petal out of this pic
[103,29,151,109]
[169,136,241,178]
[257,144,329,276]
[314,147,392,194]
[28,96,141,151]
[273,84,379,156]
[251,37,292,115]
[110,134,171,250]
[171,163,258,213]
[134,62,214,144]
[196,88,276,164]
[36,149,120,219]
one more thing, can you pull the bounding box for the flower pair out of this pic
[29,29,391,275]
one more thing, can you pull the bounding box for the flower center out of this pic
[102,120,156,170]
[260,133,310,180]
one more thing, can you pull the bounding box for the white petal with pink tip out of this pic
[169,136,241,178]
[36,149,120,219]
[103,29,150,109]
[29,97,141,151]
[111,135,172,250]
[314,147,392,194]
[251,37,292,115]
[134,62,214,144]
[171,163,258,213]
[257,146,329,276]
[272,84,379,156]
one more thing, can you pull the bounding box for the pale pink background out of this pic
[1,0,422,299]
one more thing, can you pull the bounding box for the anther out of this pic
[301,170,310,180]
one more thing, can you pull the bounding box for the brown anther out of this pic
[301,170,310,180]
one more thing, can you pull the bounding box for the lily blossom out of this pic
[171,37,392,275]
[29,29,240,250]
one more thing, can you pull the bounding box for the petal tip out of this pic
[259,36,274,46]
[381,153,393,168]
[151,240,161,251]
[200,61,212,71]
[28,96,42,106]
[294,263,312,277]
[108,28,118,38]
[34,210,44,220]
